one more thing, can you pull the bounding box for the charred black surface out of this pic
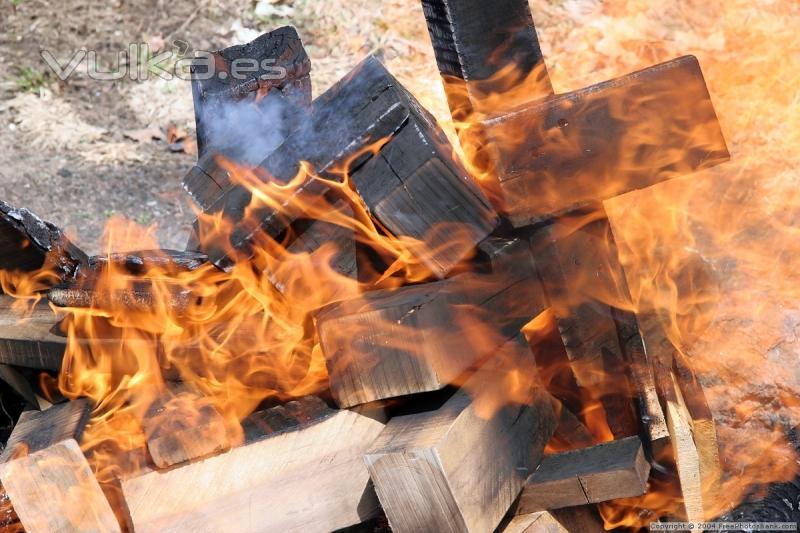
[200,56,497,277]
[0,201,87,287]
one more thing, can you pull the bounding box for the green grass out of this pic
[13,66,46,93]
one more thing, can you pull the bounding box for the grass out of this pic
[13,66,46,93]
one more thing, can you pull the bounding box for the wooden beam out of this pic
[518,436,650,513]
[47,278,194,313]
[0,201,86,283]
[672,355,722,505]
[189,26,311,164]
[85,249,208,275]
[317,241,546,407]
[0,296,159,370]
[480,56,729,227]
[0,439,120,533]
[531,218,638,439]
[365,335,557,533]
[141,386,231,469]
[550,398,595,451]
[0,399,91,463]
[201,55,498,278]
[501,507,605,533]
[122,397,385,533]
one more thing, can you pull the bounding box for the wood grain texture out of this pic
[481,56,729,226]
[0,296,159,370]
[531,219,638,438]
[122,406,385,533]
[0,439,120,533]
[190,26,311,162]
[364,335,557,533]
[518,436,650,513]
[672,355,722,504]
[142,388,231,469]
[202,56,497,277]
[0,399,91,463]
[317,242,546,407]
[420,0,552,120]
[501,507,605,533]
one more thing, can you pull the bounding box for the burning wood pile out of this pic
[0,1,738,531]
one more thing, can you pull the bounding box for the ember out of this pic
[0,1,797,532]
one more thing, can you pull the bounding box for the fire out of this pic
[0,0,797,530]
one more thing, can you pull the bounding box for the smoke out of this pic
[202,89,299,167]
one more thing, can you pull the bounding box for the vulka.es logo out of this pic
[40,42,288,83]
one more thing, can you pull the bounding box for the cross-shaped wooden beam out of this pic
[421,1,727,521]
[421,0,730,227]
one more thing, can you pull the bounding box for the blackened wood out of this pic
[0,399,91,463]
[518,436,650,512]
[86,249,207,275]
[47,279,194,313]
[266,201,358,295]
[190,26,311,161]
[420,0,552,120]
[142,386,231,468]
[481,56,730,226]
[365,335,557,533]
[0,201,86,284]
[317,241,545,407]
[531,219,638,439]
[202,56,498,277]
[241,396,333,443]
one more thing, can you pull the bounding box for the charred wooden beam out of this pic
[141,386,231,469]
[190,26,311,163]
[47,278,195,314]
[420,0,552,121]
[201,56,498,278]
[0,439,120,533]
[480,56,729,226]
[0,201,86,285]
[0,399,91,463]
[122,397,385,532]
[86,249,208,275]
[365,335,557,533]
[518,436,650,513]
[317,241,546,407]
[531,218,639,439]
[266,200,358,296]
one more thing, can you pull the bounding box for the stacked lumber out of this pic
[0,3,733,531]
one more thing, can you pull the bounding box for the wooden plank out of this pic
[501,507,605,533]
[317,241,546,407]
[202,55,498,278]
[365,335,557,533]
[142,386,231,469]
[266,201,358,296]
[672,355,722,505]
[481,56,730,227]
[122,398,385,533]
[420,0,552,120]
[190,26,311,162]
[518,436,650,513]
[0,296,160,370]
[0,439,120,533]
[0,200,87,283]
[47,277,194,314]
[550,398,595,451]
[0,399,91,463]
[86,249,208,275]
[531,219,638,438]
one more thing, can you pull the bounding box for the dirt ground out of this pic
[1,0,799,463]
